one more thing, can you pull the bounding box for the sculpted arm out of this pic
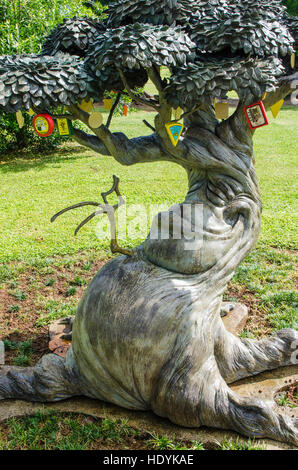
[69,103,169,166]
[73,128,169,166]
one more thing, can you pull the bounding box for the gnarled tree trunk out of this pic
[1,94,297,446]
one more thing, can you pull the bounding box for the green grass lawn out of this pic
[0,410,266,450]
[255,106,298,249]
[0,110,180,262]
[0,107,297,262]
[0,105,297,450]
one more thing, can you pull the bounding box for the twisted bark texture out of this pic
[0,80,297,445]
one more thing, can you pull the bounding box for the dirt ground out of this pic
[0,248,296,366]
[0,255,107,365]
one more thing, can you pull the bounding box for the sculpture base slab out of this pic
[0,365,296,450]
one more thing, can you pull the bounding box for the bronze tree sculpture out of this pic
[0,0,298,445]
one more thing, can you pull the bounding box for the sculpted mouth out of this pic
[203,212,234,237]
[148,195,252,244]
[203,224,234,239]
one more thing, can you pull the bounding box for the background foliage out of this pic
[0,0,105,55]
[282,1,298,16]
[0,0,105,153]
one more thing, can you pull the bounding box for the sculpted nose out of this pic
[223,198,252,226]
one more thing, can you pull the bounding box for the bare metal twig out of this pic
[106,92,122,128]
[51,175,133,257]
[51,201,101,223]
[143,119,156,132]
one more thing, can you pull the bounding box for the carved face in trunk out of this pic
[144,183,259,275]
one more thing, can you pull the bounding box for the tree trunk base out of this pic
[0,252,297,445]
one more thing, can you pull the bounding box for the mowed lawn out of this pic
[0,106,297,451]
[0,107,297,262]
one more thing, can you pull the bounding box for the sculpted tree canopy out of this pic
[0,0,297,115]
[0,0,298,446]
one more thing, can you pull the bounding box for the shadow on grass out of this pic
[0,146,91,174]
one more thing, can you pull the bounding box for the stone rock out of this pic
[49,319,71,340]
[48,338,71,358]
[48,320,72,357]
[222,302,248,336]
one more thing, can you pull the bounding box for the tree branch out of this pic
[147,66,164,94]
[72,127,168,166]
[73,128,111,155]
[263,72,298,109]
[68,102,120,157]
[216,98,255,160]
[118,67,182,158]
[179,105,202,121]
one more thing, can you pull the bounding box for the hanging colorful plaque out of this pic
[88,111,103,129]
[165,122,184,147]
[270,99,284,119]
[123,105,128,116]
[56,118,74,136]
[104,99,113,110]
[244,101,269,130]
[215,102,229,120]
[32,114,54,137]
[78,99,93,113]
[16,110,24,129]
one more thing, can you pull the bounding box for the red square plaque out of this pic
[244,101,269,130]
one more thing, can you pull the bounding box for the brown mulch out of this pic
[286,384,298,406]
[225,284,272,337]
[3,332,50,365]
[275,382,298,410]
[0,256,108,365]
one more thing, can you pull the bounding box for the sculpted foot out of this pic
[215,324,298,383]
[0,351,88,402]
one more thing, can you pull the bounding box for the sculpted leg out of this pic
[199,370,298,446]
[154,358,298,445]
[0,348,90,402]
[214,320,298,383]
